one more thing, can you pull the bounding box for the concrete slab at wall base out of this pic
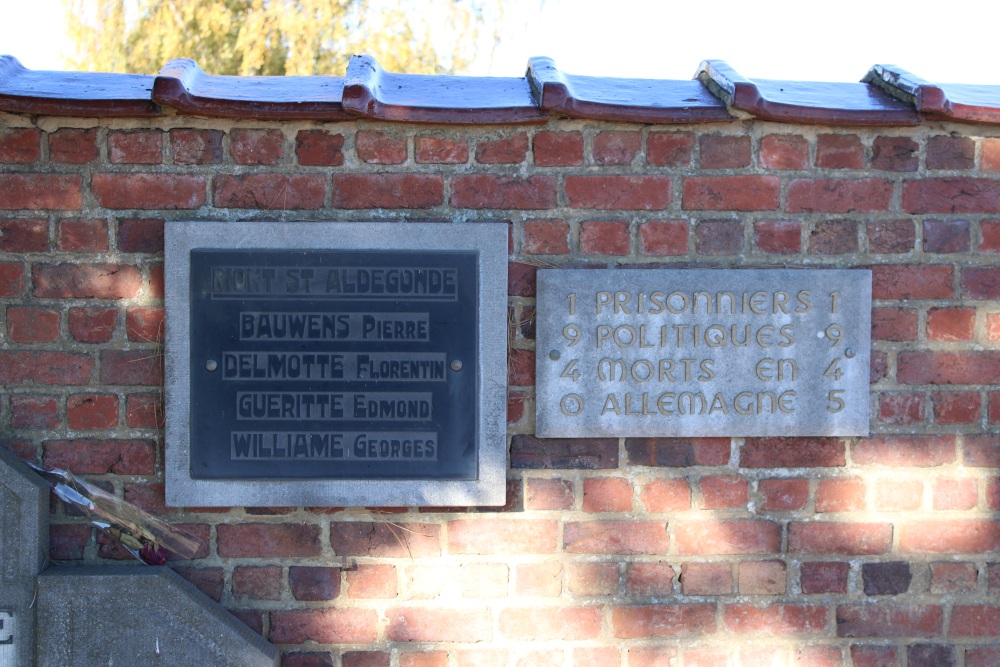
[36,566,278,667]
[0,447,48,667]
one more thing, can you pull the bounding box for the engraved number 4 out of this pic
[560,359,580,382]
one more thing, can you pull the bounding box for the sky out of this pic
[0,0,997,84]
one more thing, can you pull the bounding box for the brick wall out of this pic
[2,113,1000,667]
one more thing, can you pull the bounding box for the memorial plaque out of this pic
[166,222,507,507]
[536,269,871,437]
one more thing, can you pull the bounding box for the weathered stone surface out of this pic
[0,447,48,667]
[36,566,277,666]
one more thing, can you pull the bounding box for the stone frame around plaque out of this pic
[164,221,508,507]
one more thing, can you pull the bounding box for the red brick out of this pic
[413,135,467,164]
[69,307,116,343]
[593,130,641,165]
[647,131,694,166]
[640,478,691,512]
[0,351,94,385]
[49,524,92,560]
[932,391,980,424]
[33,263,141,299]
[679,647,727,667]
[699,135,750,168]
[289,566,341,601]
[836,604,943,638]
[566,175,671,210]
[567,562,617,596]
[230,128,284,165]
[927,134,975,169]
[871,307,918,340]
[330,522,440,557]
[680,562,731,595]
[0,128,40,162]
[533,131,583,166]
[683,175,779,211]
[903,178,1000,214]
[451,175,556,209]
[899,520,1000,553]
[965,435,1000,466]
[963,266,1000,298]
[872,136,918,171]
[759,134,808,170]
[984,138,1000,171]
[293,130,344,166]
[815,134,864,169]
[759,478,808,511]
[947,605,1000,637]
[523,219,569,254]
[400,653,448,667]
[626,562,675,596]
[850,645,897,667]
[700,475,748,509]
[174,567,223,600]
[507,390,525,425]
[981,219,1000,252]
[787,178,892,213]
[788,522,892,554]
[170,129,223,165]
[343,653,389,667]
[867,219,915,253]
[627,437,730,467]
[117,218,164,253]
[498,607,601,640]
[854,435,955,466]
[801,561,848,594]
[809,219,858,254]
[754,219,800,254]
[476,133,527,164]
[878,392,925,424]
[969,647,1000,667]
[0,174,82,210]
[871,351,888,383]
[0,218,47,252]
[515,561,562,596]
[56,218,108,252]
[102,348,164,385]
[695,219,744,254]
[67,394,119,430]
[48,128,98,164]
[108,130,162,164]
[232,565,282,600]
[898,350,1000,384]
[346,564,397,599]
[449,519,556,554]
[92,174,204,209]
[270,608,377,644]
[724,603,825,635]
[454,649,506,667]
[871,265,953,299]
[741,437,845,467]
[612,604,716,638]
[816,478,866,512]
[6,306,60,342]
[573,648,620,667]
[508,261,536,297]
[125,307,164,343]
[924,218,970,253]
[11,396,59,429]
[580,219,629,255]
[386,608,491,642]
[639,219,688,255]
[582,477,632,512]
[215,174,325,209]
[217,523,321,557]
[564,521,668,554]
[991,393,1000,423]
[674,520,780,555]
[873,478,923,511]
[933,477,978,510]
[43,438,155,474]
[507,347,534,386]
[739,561,786,594]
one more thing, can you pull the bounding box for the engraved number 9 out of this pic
[562,324,581,347]
[825,324,843,346]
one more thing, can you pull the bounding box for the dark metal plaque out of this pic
[189,249,478,480]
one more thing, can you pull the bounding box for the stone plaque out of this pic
[166,222,507,507]
[536,269,871,437]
